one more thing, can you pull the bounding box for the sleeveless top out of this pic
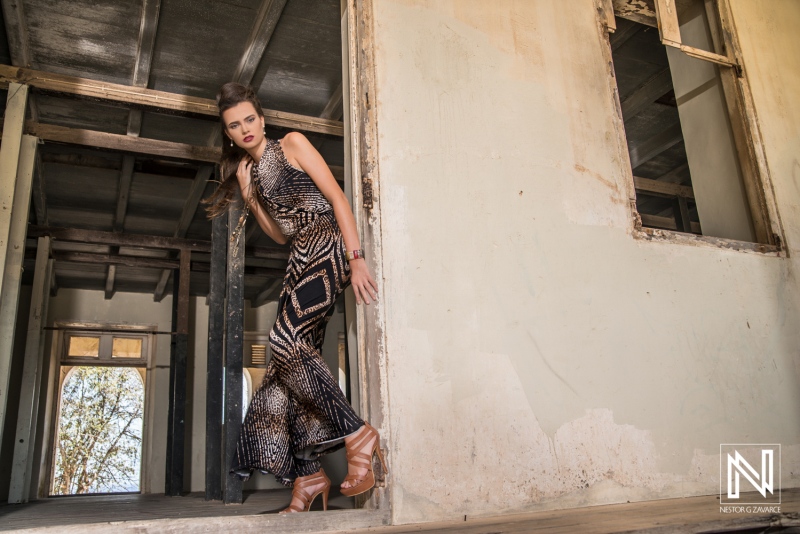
[252,138,334,240]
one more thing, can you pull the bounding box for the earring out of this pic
[230,138,233,147]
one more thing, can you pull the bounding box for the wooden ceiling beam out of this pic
[320,82,344,121]
[106,154,137,299]
[127,0,162,137]
[1,0,41,122]
[31,150,47,226]
[27,225,290,259]
[628,122,683,170]
[113,155,136,232]
[20,121,220,162]
[634,176,694,199]
[0,65,345,136]
[621,69,673,121]
[154,166,214,301]
[234,0,287,85]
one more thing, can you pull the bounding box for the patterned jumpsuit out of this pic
[231,138,364,486]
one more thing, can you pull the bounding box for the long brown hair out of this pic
[201,82,266,219]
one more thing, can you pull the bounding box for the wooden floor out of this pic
[0,488,355,531]
[0,488,797,533]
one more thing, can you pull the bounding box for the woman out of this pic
[203,82,386,513]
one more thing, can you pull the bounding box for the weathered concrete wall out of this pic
[369,0,800,524]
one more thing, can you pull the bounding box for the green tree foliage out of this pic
[52,366,144,494]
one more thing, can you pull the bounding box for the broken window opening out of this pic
[608,0,779,246]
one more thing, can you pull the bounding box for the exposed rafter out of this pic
[127,0,162,137]
[27,226,289,258]
[621,69,673,120]
[153,166,214,302]
[628,123,683,170]
[113,155,136,232]
[234,0,287,85]
[319,82,343,121]
[0,65,345,136]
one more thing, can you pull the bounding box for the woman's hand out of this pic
[349,258,378,305]
[236,156,254,194]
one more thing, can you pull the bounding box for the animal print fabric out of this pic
[231,138,364,486]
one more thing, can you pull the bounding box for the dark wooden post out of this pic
[223,200,245,504]
[205,212,227,501]
[166,248,191,496]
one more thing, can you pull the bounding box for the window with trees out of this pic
[50,330,150,495]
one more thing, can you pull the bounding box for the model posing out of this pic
[203,83,386,513]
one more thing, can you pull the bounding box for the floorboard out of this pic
[0,488,796,533]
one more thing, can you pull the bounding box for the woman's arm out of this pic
[236,158,288,245]
[281,132,379,305]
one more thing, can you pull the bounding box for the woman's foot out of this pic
[340,423,387,496]
[279,469,331,513]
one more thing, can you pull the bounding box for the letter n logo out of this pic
[720,444,781,505]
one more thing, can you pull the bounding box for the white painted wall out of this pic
[368,0,800,524]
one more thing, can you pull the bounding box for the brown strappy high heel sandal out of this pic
[279,468,331,513]
[340,423,388,497]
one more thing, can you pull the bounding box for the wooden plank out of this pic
[0,135,37,459]
[223,200,245,505]
[0,0,32,67]
[233,0,287,84]
[612,0,656,27]
[165,263,188,496]
[653,0,682,46]
[599,0,617,33]
[8,237,53,503]
[27,226,213,252]
[53,251,181,270]
[104,265,117,300]
[114,155,136,232]
[633,176,694,198]
[154,166,213,300]
[127,0,161,136]
[31,150,48,225]
[673,195,692,232]
[320,82,344,121]
[177,250,190,335]
[641,213,701,233]
[132,0,161,88]
[610,20,639,51]
[628,123,683,169]
[0,65,345,136]
[24,121,221,163]
[205,214,226,501]
[620,69,672,120]
[0,83,29,292]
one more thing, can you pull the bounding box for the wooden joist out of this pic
[0,64,345,136]
[641,213,701,234]
[205,214,226,501]
[24,121,220,163]
[633,176,694,198]
[27,225,214,253]
[628,123,683,170]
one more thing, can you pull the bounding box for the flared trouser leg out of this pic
[232,244,363,486]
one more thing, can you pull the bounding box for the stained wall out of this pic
[367,0,800,523]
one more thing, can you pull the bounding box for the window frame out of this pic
[599,0,786,254]
[42,322,156,498]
